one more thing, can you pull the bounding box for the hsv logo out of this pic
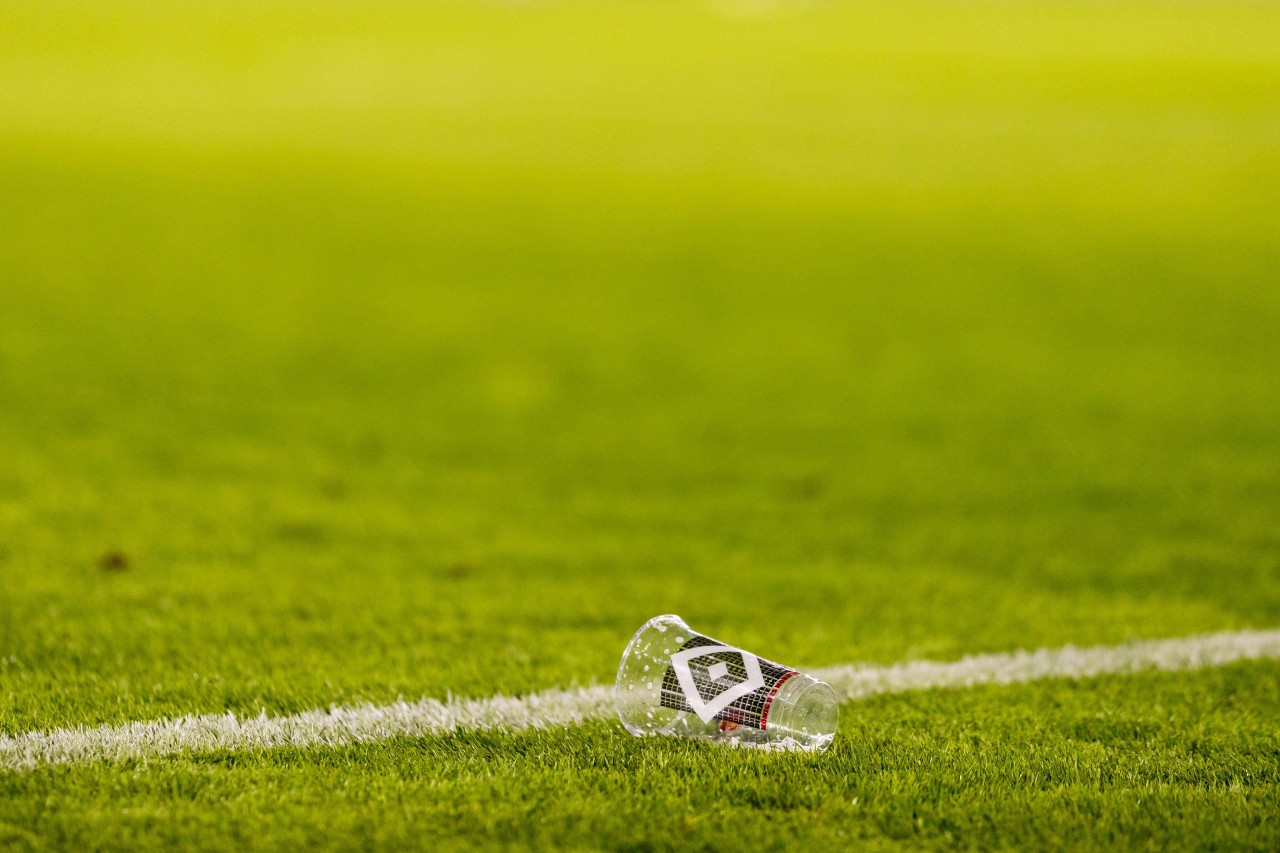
[669,645,766,723]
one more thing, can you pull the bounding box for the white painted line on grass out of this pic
[810,628,1280,701]
[3,628,1278,771]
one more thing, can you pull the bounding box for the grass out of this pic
[5,667,1279,850]
[2,0,1280,848]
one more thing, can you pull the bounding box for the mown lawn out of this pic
[2,1,1279,848]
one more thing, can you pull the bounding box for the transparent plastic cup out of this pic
[615,614,838,752]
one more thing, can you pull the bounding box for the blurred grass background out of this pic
[2,0,1279,737]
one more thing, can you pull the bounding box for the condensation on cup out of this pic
[615,614,838,752]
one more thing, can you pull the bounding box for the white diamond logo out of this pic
[669,645,766,723]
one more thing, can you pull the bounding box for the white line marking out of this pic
[3,628,1278,771]
[810,628,1280,700]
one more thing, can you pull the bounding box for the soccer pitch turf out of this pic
[2,0,1280,848]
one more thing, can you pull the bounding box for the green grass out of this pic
[5,668,1279,850]
[2,0,1280,848]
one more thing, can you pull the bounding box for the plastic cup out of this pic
[615,614,838,751]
